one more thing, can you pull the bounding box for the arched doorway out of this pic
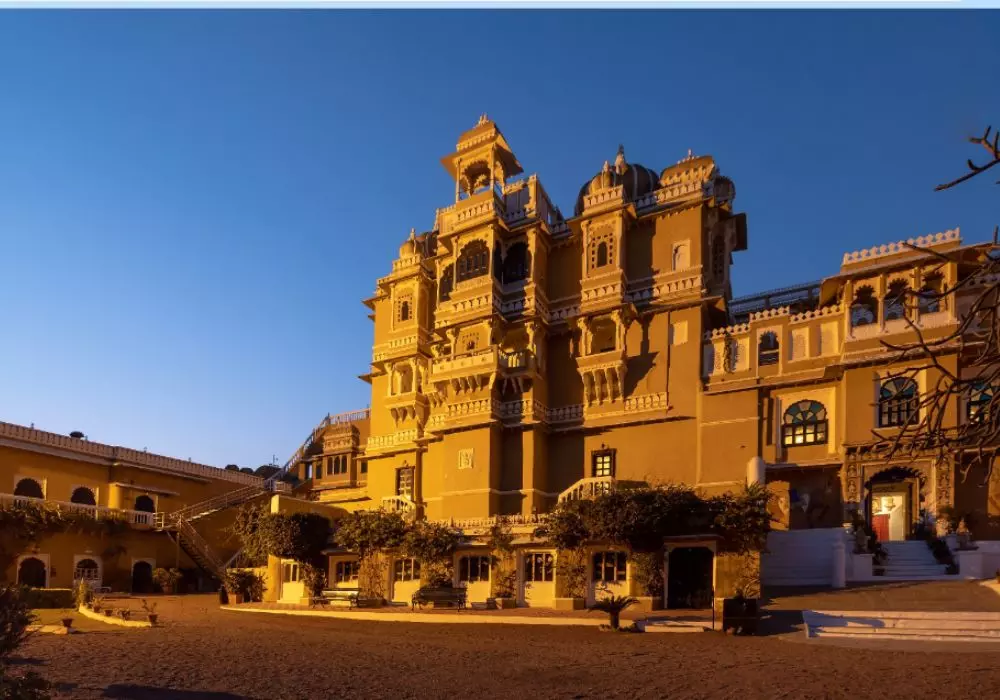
[14,478,44,499]
[131,561,154,593]
[17,557,48,588]
[667,547,714,609]
[74,558,101,585]
[134,495,155,513]
[865,466,926,541]
[70,487,97,506]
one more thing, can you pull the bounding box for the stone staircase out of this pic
[803,610,1000,642]
[881,540,954,580]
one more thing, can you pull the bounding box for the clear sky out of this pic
[1,10,998,468]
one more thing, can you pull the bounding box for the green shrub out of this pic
[1,585,51,699]
[19,589,74,610]
[151,568,181,594]
[222,571,266,602]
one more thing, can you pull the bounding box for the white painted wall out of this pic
[761,528,846,587]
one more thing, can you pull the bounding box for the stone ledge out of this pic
[78,605,152,628]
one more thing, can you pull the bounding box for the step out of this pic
[803,610,1000,642]
[640,620,712,633]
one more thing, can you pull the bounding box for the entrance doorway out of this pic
[17,557,48,588]
[867,467,923,541]
[667,547,714,609]
[131,561,154,593]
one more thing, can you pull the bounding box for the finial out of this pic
[614,144,627,174]
[409,227,416,241]
[602,160,610,173]
[477,113,488,126]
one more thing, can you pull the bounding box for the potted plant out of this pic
[118,609,131,621]
[103,607,114,617]
[141,599,158,625]
[61,617,74,629]
[588,594,638,630]
[722,554,761,635]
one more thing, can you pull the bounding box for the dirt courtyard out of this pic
[14,595,1000,700]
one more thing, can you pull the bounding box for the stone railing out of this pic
[0,421,267,487]
[790,304,842,324]
[624,392,669,413]
[841,228,960,267]
[438,193,505,235]
[381,495,416,514]
[446,398,500,421]
[372,335,421,363]
[366,429,419,451]
[558,476,616,503]
[499,349,532,370]
[434,513,542,532]
[431,347,498,376]
[625,272,702,305]
[392,254,423,273]
[0,492,156,527]
[547,404,584,424]
[500,399,547,422]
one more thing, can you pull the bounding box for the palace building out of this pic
[4,116,999,608]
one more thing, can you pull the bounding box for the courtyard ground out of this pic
[11,593,1000,699]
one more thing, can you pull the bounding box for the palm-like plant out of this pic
[589,594,637,630]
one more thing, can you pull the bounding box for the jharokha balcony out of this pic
[0,492,157,528]
[380,495,417,516]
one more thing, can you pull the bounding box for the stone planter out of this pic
[553,597,585,611]
[61,618,73,629]
[721,597,759,636]
[229,593,244,605]
[494,597,516,609]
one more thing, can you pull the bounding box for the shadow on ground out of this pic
[102,685,251,700]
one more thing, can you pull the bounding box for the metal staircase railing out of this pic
[265,408,370,487]
[174,517,225,576]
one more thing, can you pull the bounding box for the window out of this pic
[458,556,490,583]
[758,331,779,366]
[884,279,909,322]
[592,449,615,478]
[74,558,100,582]
[457,240,489,282]
[396,466,415,499]
[394,558,421,582]
[70,487,96,506]
[439,265,454,301]
[282,562,300,583]
[523,553,554,582]
[672,243,689,271]
[596,241,608,267]
[334,560,359,583]
[13,478,43,499]
[879,377,918,428]
[968,381,994,423]
[360,461,368,475]
[781,400,828,446]
[592,552,627,583]
[399,300,410,322]
[134,495,156,513]
[502,241,531,283]
[918,274,943,314]
[850,286,877,327]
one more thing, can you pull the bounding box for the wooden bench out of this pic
[318,588,361,609]
[411,586,467,610]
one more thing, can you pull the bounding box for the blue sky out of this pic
[0,10,998,467]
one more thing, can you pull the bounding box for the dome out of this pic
[574,146,659,216]
[398,228,417,257]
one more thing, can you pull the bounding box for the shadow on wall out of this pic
[103,685,251,700]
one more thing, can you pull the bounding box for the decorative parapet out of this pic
[500,399,547,423]
[625,272,702,304]
[431,347,498,377]
[549,221,571,239]
[0,421,267,487]
[438,192,505,236]
[392,254,423,273]
[433,513,542,534]
[623,392,669,412]
[581,184,624,213]
[789,304,842,324]
[633,179,707,211]
[446,398,500,421]
[748,306,791,323]
[705,322,750,341]
[372,334,427,363]
[0,492,156,527]
[841,228,960,267]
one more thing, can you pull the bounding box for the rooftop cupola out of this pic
[441,115,524,203]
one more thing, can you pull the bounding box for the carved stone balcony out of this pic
[430,347,499,393]
[383,391,429,425]
[558,476,617,503]
[436,190,506,238]
[577,349,627,405]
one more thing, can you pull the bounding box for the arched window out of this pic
[439,265,454,302]
[758,331,779,366]
[134,495,155,513]
[399,300,410,322]
[596,241,609,268]
[781,400,828,446]
[884,279,909,322]
[74,558,100,582]
[502,242,531,283]
[70,486,96,506]
[878,377,918,427]
[850,285,877,327]
[918,274,943,314]
[672,243,689,271]
[13,478,43,499]
[457,240,489,282]
[968,381,994,424]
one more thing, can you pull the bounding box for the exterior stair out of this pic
[803,610,1000,642]
[881,540,955,580]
